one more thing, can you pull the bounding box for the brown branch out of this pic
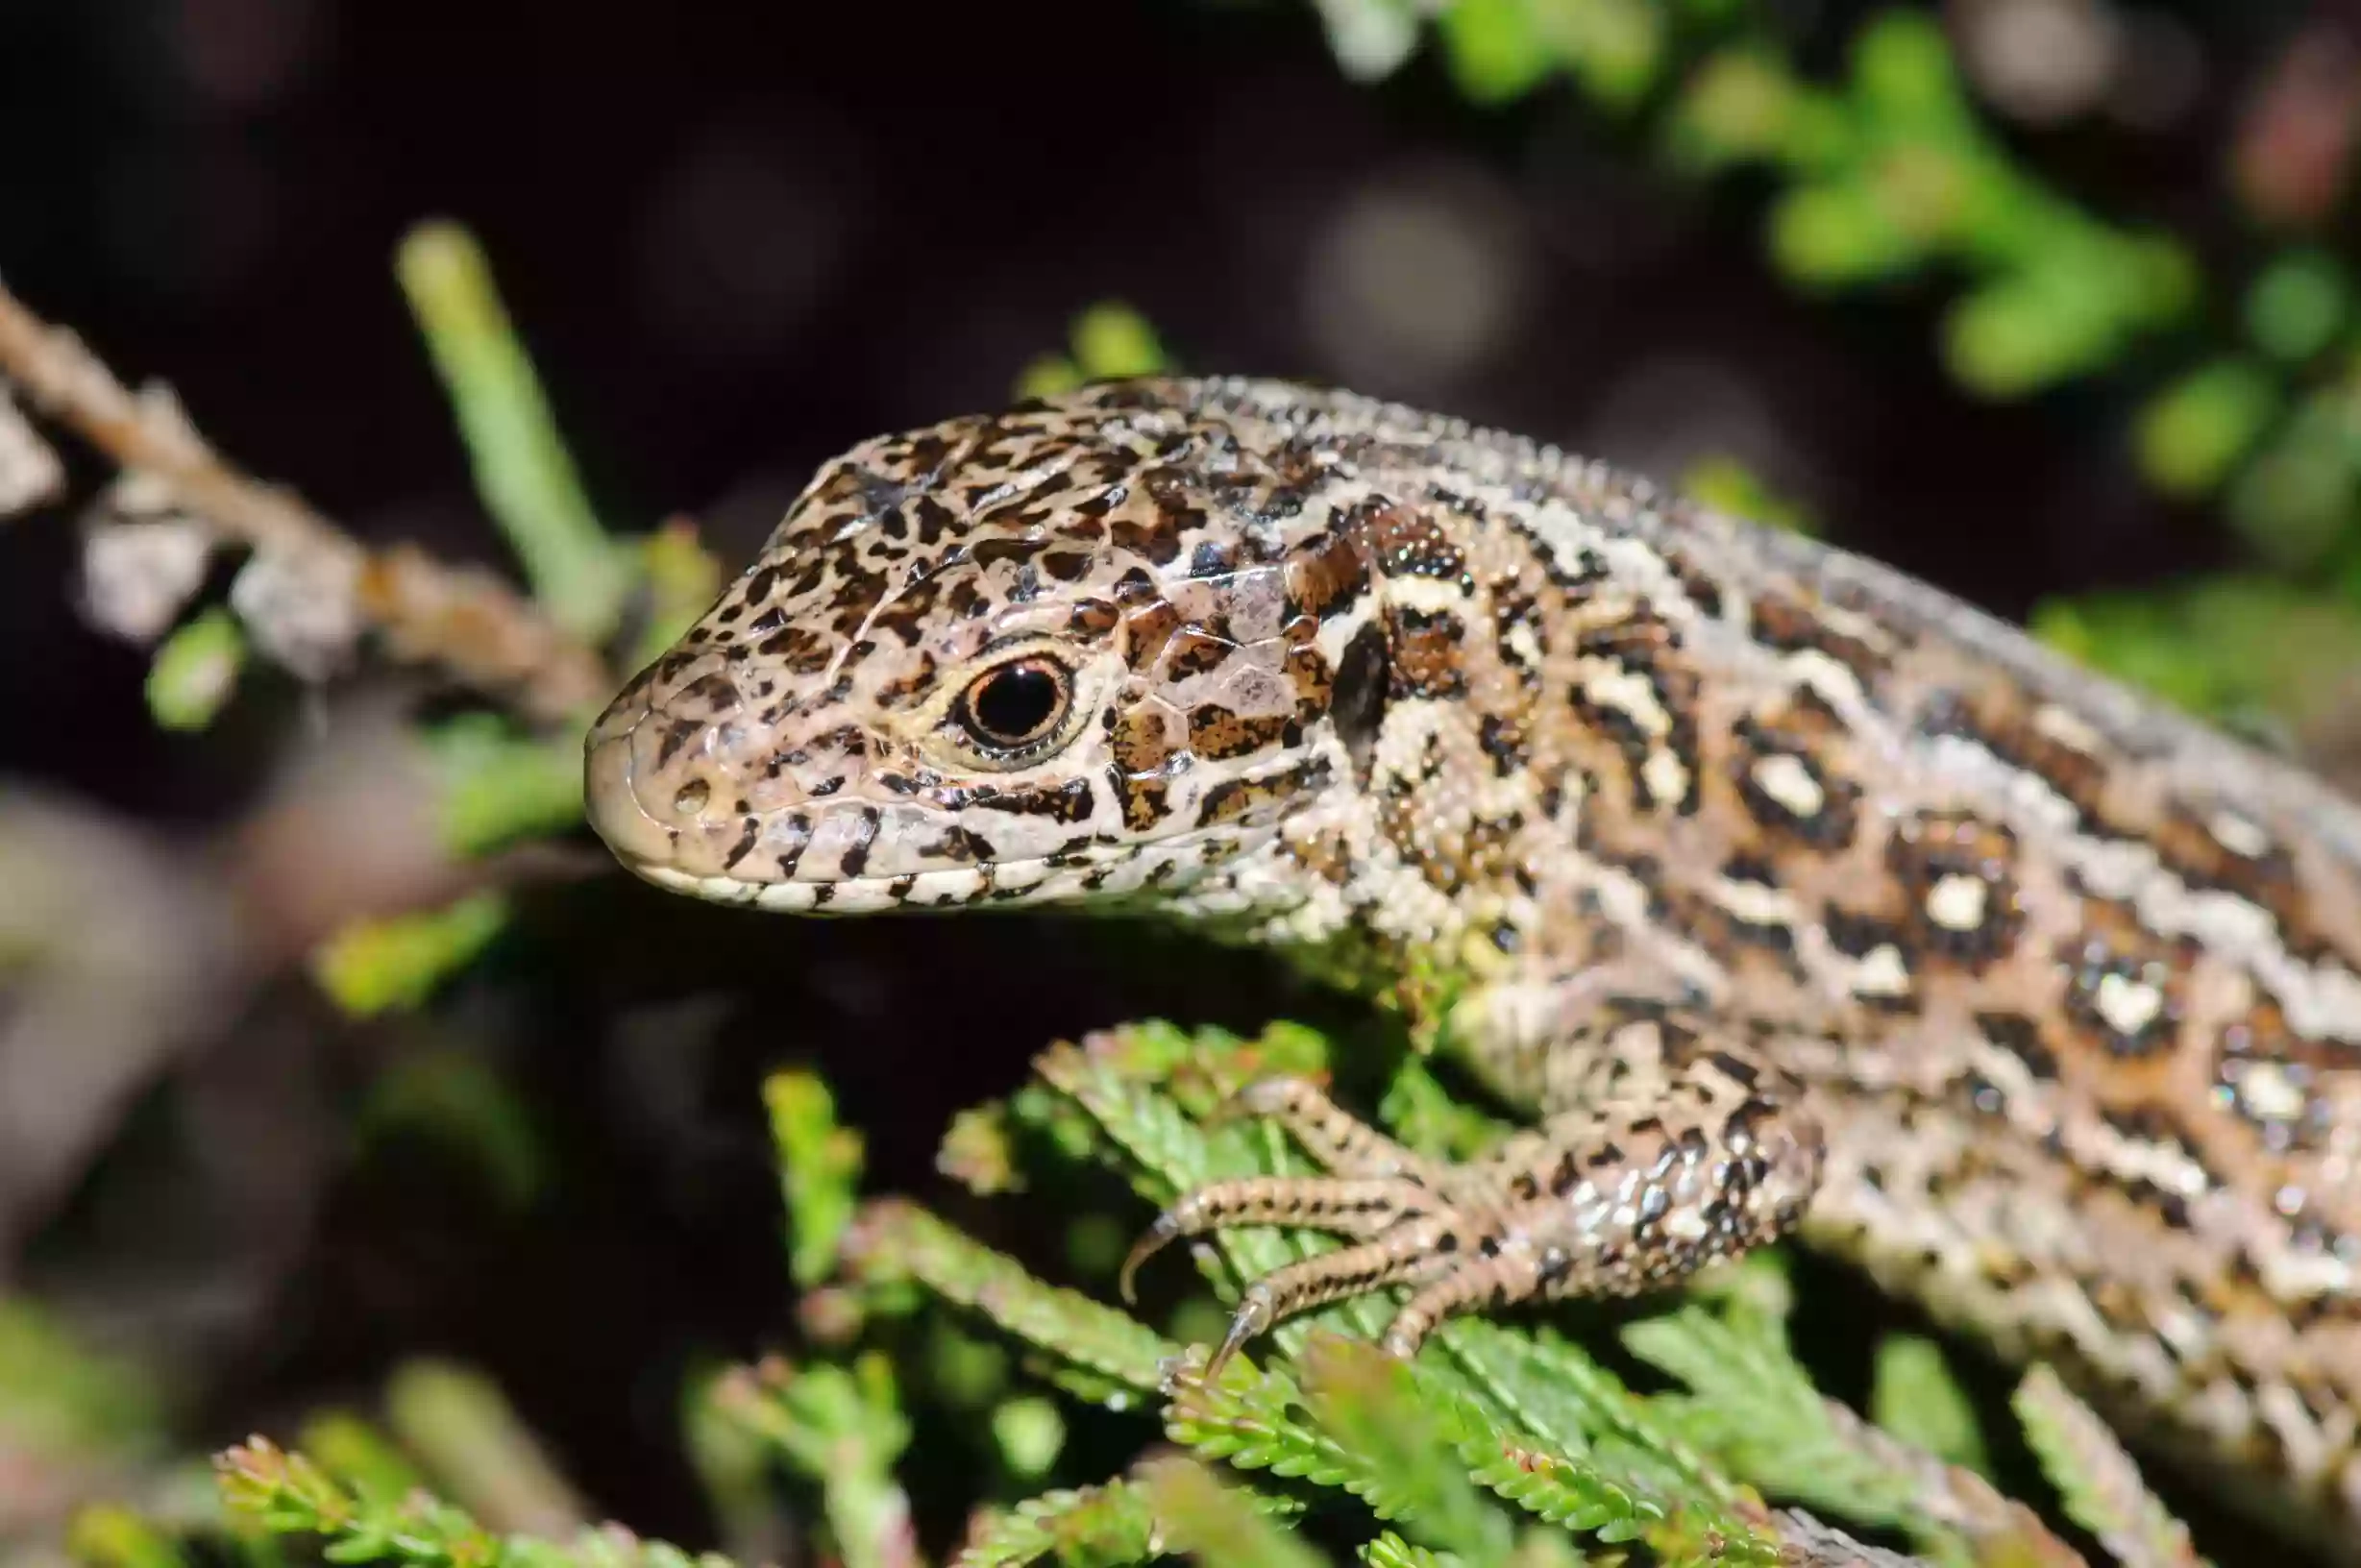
[0,280,613,724]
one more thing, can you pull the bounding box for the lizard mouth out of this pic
[608,816,1288,916]
[627,855,1084,915]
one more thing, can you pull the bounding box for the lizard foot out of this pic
[1124,1014,1823,1374]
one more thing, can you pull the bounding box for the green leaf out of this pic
[216,1435,737,1568]
[766,1069,865,1288]
[67,1505,189,1568]
[2247,251,2348,363]
[1140,1456,1334,1568]
[385,1360,586,1536]
[2134,360,2280,498]
[1679,453,1818,536]
[0,1298,165,1459]
[951,1477,1167,1568]
[710,1356,913,1568]
[628,518,726,672]
[2012,1364,2207,1568]
[1849,10,1974,143]
[1070,302,1171,380]
[309,891,510,1018]
[1532,0,1663,112]
[1436,0,1558,104]
[299,1410,428,1505]
[2227,405,2359,571]
[1769,177,1919,285]
[1663,49,1817,174]
[1622,1305,1954,1548]
[144,607,245,731]
[990,1395,1067,1482]
[1869,1335,1987,1478]
[423,713,586,858]
[1297,1335,1512,1557]
[396,222,626,643]
[844,1198,1181,1406]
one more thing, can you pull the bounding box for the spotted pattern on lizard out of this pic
[583,378,2361,1556]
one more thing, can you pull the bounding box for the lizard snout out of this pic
[582,653,755,879]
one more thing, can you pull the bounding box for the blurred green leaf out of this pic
[1680,453,1818,536]
[991,1395,1067,1482]
[423,713,586,859]
[310,892,510,1018]
[0,1299,164,1458]
[396,221,626,643]
[1664,49,1818,174]
[1869,1335,1987,1478]
[2135,360,2281,498]
[67,1505,188,1568]
[767,1068,865,1289]
[1769,179,1920,285]
[1071,302,1171,380]
[2013,1365,2201,1568]
[217,1435,731,1568]
[385,1360,586,1538]
[2228,409,2358,570]
[2248,252,2349,364]
[144,608,244,732]
[629,518,726,672]
[2035,576,2361,725]
[1140,1455,1332,1568]
[1533,0,1664,111]
[299,1410,428,1505]
[1436,0,1559,104]
[712,1355,914,1568]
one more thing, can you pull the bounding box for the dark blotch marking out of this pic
[1331,621,1390,787]
[972,777,1097,825]
[1386,605,1469,701]
[1188,704,1293,762]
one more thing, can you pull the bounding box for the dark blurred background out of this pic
[0,0,2349,1559]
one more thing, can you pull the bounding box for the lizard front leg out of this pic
[1125,993,1825,1370]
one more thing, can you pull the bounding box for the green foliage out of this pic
[1870,1335,1988,1479]
[1679,453,1818,537]
[951,1478,1164,1567]
[195,1015,2213,1566]
[2247,252,2348,366]
[216,1437,732,1568]
[66,1504,193,1568]
[310,891,512,1018]
[767,1068,866,1290]
[2135,361,2282,501]
[2013,1364,2210,1568]
[396,222,627,644]
[0,1299,165,1459]
[144,607,246,732]
[709,1356,915,1568]
[1015,302,1172,399]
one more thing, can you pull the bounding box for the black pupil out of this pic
[971,662,1061,744]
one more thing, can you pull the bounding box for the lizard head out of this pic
[583,380,1381,916]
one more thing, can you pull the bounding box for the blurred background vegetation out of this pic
[6,0,2361,1563]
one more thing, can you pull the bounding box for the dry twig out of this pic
[0,281,611,723]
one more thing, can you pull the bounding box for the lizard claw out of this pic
[1204,1283,1276,1379]
[1119,1210,1185,1304]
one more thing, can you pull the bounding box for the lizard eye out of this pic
[954,655,1072,755]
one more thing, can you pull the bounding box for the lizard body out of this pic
[583,379,2361,1554]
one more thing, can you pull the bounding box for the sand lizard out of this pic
[582,378,2361,1556]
